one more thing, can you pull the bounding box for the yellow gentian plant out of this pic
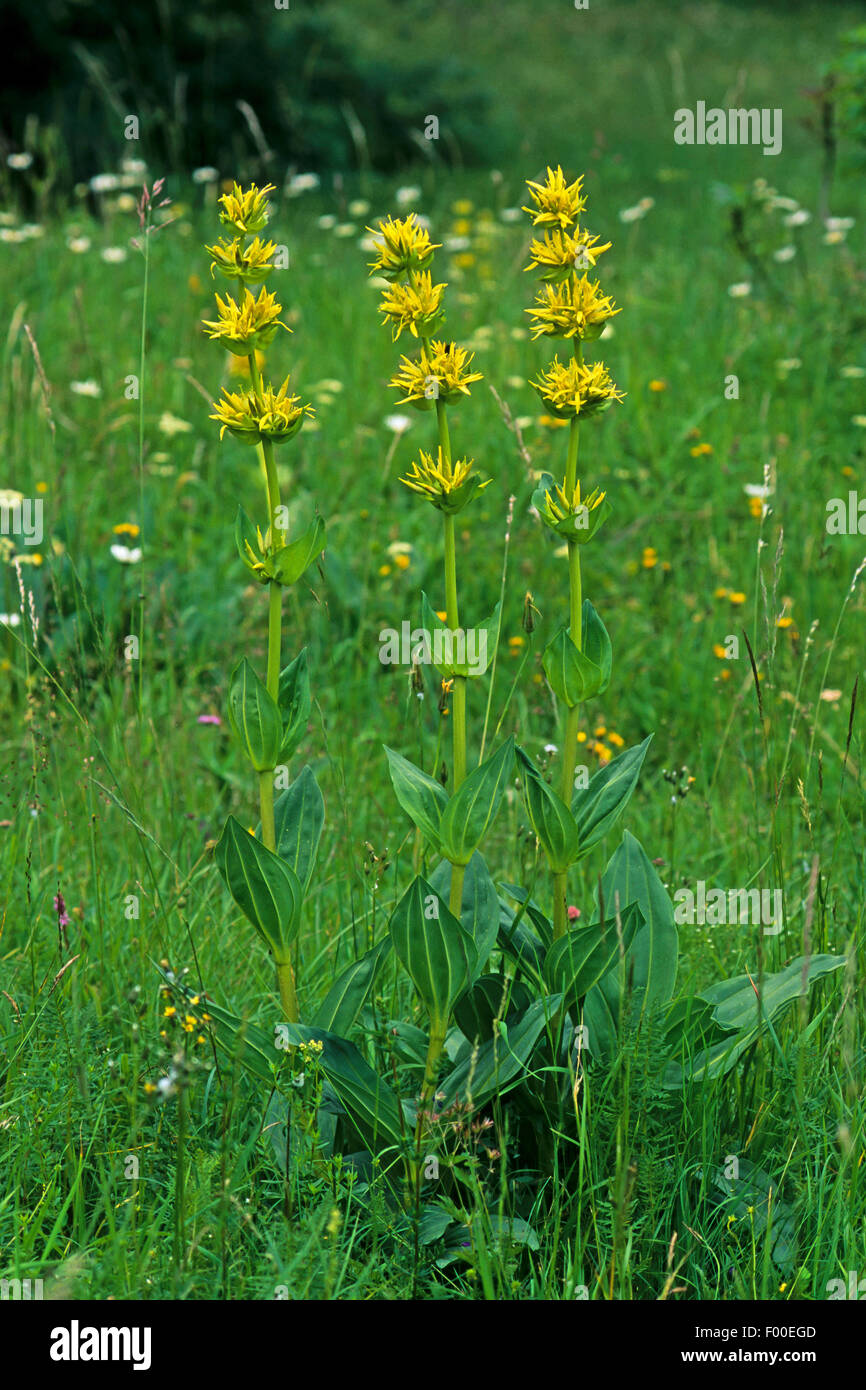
[205,183,325,1023]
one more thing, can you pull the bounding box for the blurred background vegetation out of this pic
[2,0,866,189]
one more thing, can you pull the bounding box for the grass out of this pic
[1,0,864,1301]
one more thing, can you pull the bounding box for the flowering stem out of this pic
[246,344,298,1021]
[553,403,583,941]
[438,396,467,919]
[412,1021,447,1199]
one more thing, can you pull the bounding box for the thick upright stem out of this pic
[552,412,584,941]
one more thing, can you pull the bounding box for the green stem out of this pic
[443,510,467,916]
[412,1021,447,1199]
[248,347,296,1020]
[552,414,584,941]
[276,959,299,1024]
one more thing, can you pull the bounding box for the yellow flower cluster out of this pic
[524,167,620,344]
[205,183,313,447]
[530,356,624,420]
[390,340,483,409]
[401,447,490,514]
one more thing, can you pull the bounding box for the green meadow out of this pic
[1,0,864,1302]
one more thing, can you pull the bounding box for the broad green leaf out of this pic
[418,591,501,678]
[215,815,303,963]
[438,995,562,1110]
[277,648,311,762]
[571,736,652,856]
[226,658,282,772]
[701,953,847,1032]
[580,600,612,693]
[499,884,553,949]
[542,628,604,707]
[311,939,390,1036]
[389,876,477,1029]
[273,764,324,892]
[430,851,500,981]
[516,746,580,872]
[277,1021,406,1156]
[497,894,547,977]
[544,900,642,1008]
[439,737,514,866]
[234,504,266,579]
[385,745,447,853]
[585,832,679,1061]
[662,1028,760,1089]
[270,515,326,585]
[453,973,532,1043]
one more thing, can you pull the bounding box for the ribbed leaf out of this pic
[215,814,303,962]
[430,851,499,981]
[544,900,642,1008]
[580,600,612,694]
[542,627,604,707]
[311,939,390,1035]
[571,736,652,857]
[273,764,324,892]
[277,648,311,763]
[389,875,477,1029]
[385,746,447,852]
[227,658,282,772]
[702,954,847,1032]
[419,591,501,678]
[516,746,580,872]
[270,515,326,585]
[439,737,514,867]
[438,995,562,1109]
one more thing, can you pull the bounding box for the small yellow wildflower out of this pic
[642,547,657,568]
[526,276,619,341]
[452,199,474,216]
[776,616,793,629]
[649,379,667,392]
[525,226,611,280]
[201,286,288,355]
[113,523,140,538]
[530,356,624,419]
[729,591,746,605]
[523,166,587,230]
[713,643,728,659]
[608,731,625,747]
[577,731,587,743]
[389,340,482,407]
[400,447,489,513]
[690,442,713,457]
[210,377,314,446]
[714,587,729,599]
[36,481,48,494]
[394,553,410,570]
[367,213,441,280]
[218,181,275,236]
[379,271,447,340]
[748,495,763,518]
[379,564,392,576]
